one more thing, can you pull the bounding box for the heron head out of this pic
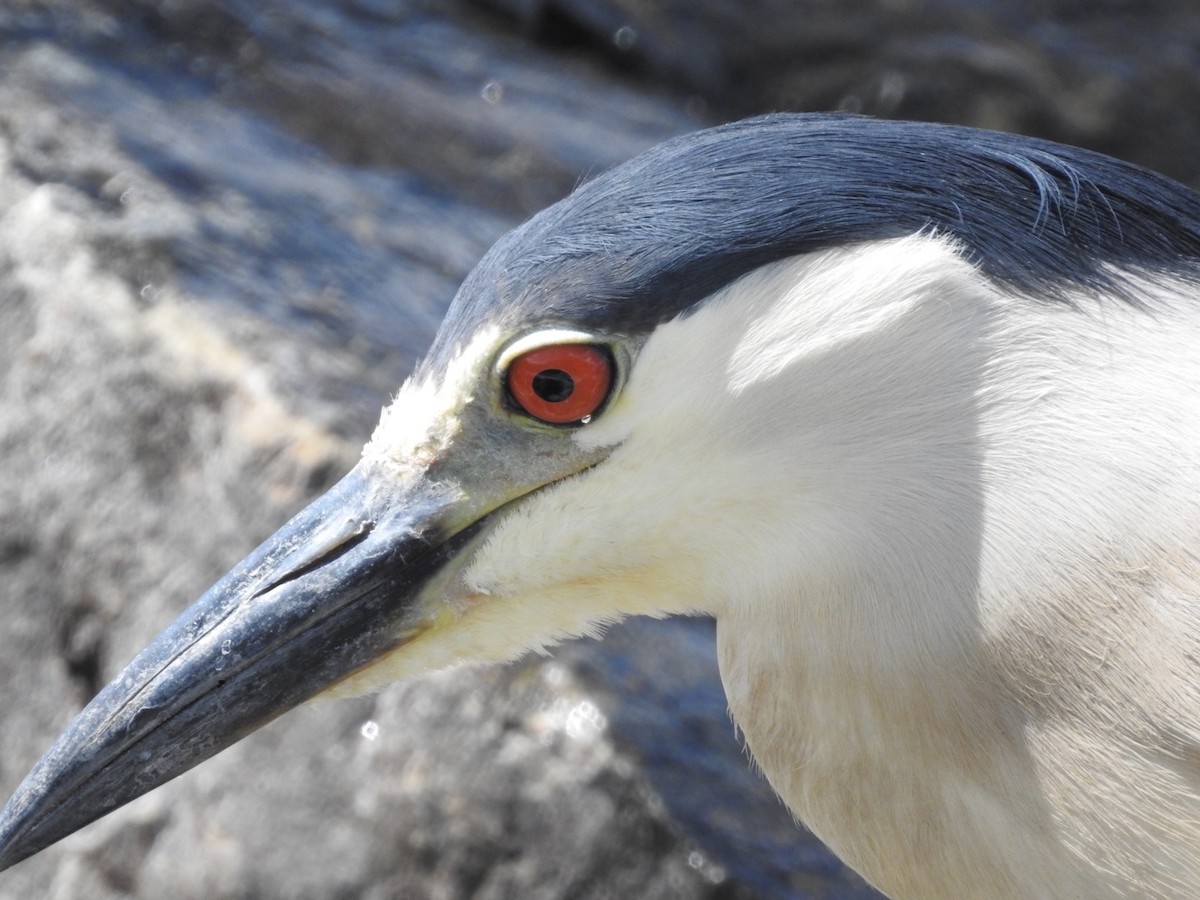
[5,112,1200,876]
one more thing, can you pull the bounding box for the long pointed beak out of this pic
[0,460,478,871]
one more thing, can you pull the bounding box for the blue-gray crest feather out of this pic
[427,113,1200,368]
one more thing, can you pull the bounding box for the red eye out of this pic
[506,344,613,424]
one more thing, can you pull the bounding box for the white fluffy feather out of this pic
[362,232,1200,898]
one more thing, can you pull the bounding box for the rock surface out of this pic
[0,1,1197,898]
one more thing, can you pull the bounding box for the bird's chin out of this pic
[318,545,510,699]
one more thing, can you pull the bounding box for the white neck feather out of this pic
[681,236,1200,898]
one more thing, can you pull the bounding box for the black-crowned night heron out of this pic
[3,113,1200,899]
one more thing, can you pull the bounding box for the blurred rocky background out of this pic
[0,1,1197,898]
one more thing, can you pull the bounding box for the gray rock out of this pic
[477,0,1200,186]
[2,1,1196,898]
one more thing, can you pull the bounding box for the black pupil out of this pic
[531,369,575,403]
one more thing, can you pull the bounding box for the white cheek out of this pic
[465,234,984,623]
[461,449,712,617]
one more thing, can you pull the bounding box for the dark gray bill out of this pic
[0,461,475,871]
